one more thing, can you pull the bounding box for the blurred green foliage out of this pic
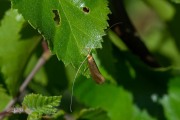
[0,0,180,120]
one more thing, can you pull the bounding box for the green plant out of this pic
[0,0,180,120]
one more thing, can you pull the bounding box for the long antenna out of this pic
[70,49,92,112]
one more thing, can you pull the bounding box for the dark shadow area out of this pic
[0,0,11,21]
[19,23,39,39]
[168,4,180,52]
[0,72,9,94]
[113,45,169,120]
[44,56,68,95]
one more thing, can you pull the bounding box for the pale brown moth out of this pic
[87,54,105,84]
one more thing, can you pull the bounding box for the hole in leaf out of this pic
[83,7,90,13]
[52,10,60,25]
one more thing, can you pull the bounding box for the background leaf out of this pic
[143,0,175,21]
[132,106,156,120]
[160,76,180,120]
[73,76,156,120]
[0,9,40,95]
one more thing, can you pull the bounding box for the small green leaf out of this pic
[22,94,61,115]
[51,110,65,120]
[11,0,110,69]
[0,9,40,95]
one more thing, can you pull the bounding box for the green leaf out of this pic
[74,76,156,120]
[27,112,42,120]
[143,0,175,21]
[0,9,40,95]
[74,76,134,120]
[11,0,110,69]
[51,110,65,120]
[22,94,61,115]
[132,106,156,120]
[107,30,127,51]
[160,77,180,120]
[77,108,110,120]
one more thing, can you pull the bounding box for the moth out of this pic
[87,54,105,84]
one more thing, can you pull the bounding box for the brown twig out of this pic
[0,41,51,120]
[0,112,8,117]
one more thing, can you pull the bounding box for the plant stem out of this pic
[0,41,51,120]
[19,50,51,93]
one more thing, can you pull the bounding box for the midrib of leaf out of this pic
[59,0,81,56]
[60,1,97,39]
[56,0,87,68]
